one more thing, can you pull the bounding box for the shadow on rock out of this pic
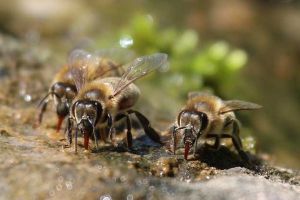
[91,134,163,156]
[195,146,263,170]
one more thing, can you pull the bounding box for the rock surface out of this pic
[0,125,299,200]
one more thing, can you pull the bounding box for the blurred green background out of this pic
[0,0,299,168]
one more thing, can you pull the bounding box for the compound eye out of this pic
[180,112,190,126]
[53,84,65,98]
[190,114,201,133]
[75,103,85,120]
[85,104,97,120]
[66,87,76,100]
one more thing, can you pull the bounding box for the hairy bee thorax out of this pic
[52,65,74,85]
[186,95,223,114]
[76,81,117,110]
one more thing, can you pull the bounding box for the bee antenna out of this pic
[37,92,56,108]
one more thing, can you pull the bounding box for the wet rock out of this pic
[0,129,11,137]
[151,157,179,177]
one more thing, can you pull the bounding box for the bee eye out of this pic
[66,87,76,100]
[53,84,65,98]
[75,103,85,119]
[180,112,190,126]
[190,114,201,132]
[86,105,97,119]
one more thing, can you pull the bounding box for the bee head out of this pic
[178,110,208,134]
[177,110,208,159]
[72,100,103,134]
[51,82,77,118]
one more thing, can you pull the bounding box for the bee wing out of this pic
[187,91,213,99]
[68,49,98,91]
[89,48,136,78]
[112,53,168,97]
[220,100,262,114]
[95,48,135,64]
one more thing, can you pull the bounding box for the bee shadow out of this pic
[91,134,163,156]
[194,146,263,170]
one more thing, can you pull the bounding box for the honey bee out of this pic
[170,92,262,162]
[37,49,131,132]
[66,53,168,152]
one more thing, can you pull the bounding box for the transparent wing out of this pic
[89,48,136,78]
[68,49,98,91]
[95,48,135,65]
[220,100,262,114]
[112,53,168,97]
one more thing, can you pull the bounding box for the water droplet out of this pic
[127,194,133,200]
[119,36,133,48]
[97,164,103,170]
[56,183,63,191]
[100,194,112,200]
[136,179,143,186]
[120,176,127,183]
[206,176,210,180]
[65,181,73,190]
[24,94,32,102]
[148,185,155,192]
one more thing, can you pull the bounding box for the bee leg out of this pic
[56,116,65,133]
[205,134,220,150]
[106,113,116,146]
[36,100,48,126]
[231,120,250,164]
[92,128,99,151]
[74,128,78,153]
[68,123,72,146]
[98,127,107,143]
[128,110,162,145]
[193,132,202,158]
[125,115,133,149]
[64,117,73,148]
[171,126,178,155]
[222,120,251,165]
[221,133,250,165]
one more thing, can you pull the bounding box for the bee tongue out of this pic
[56,116,64,133]
[83,130,90,150]
[184,142,191,160]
